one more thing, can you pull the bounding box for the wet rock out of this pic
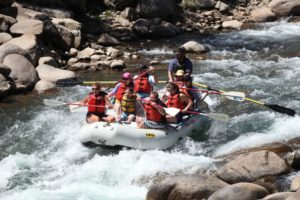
[290,176,300,191]
[285,150,300,169]
[34,80,56,92]
[146,174,228,200]
[0,32,12,45]
[268,0,300,16]
[97,33,120,46]
[263,192,294,200]
[182,41,208,53]
[77,47,95,60]
[110,59,125,69]
[181,0,215,9]
[217,150,288,183]
[0,73,10,97]
[251,7,277,22]
[0,63,11,77]
[36,64,75,83]
[106,47,122,58]
[69,62,90,70]
[208,182,269,200]
[3,54,38,90]
[10,19,44,35]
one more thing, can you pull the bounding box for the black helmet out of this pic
[136,64,148,70]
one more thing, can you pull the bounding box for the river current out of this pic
[0,20,300,200]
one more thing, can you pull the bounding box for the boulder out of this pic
[36,64,75,83]
[7,34,41,64]
[146,175,228,200]
[3,54,38,90]
[136,0,177,19]
[0,0,14,8]
[106,47,122,58]
[222,20,244,30]
[97,33,120,46]
[181,0,215,9]
[263,192,294,200]
[77,47,96,60]
[0,63,11,77]
[291,176,300,191]
[182,41,208,53]
[251,7,277,22]
[34,80,56,92]
[10,19,44,35]
[268,0,300,16]
[110,60,125,69]
[0,32,12,45]
[0,14,17,32]
[208,182,269,200]
[0,43,31,63]
[217,150,288,183]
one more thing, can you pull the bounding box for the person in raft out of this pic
[136,91,167,129]
[120,87,138,123]
[80,82,115,123]
[165,82,193,124]
[168,47,193,83]
[109,72,134,121]
[133,64,157,99]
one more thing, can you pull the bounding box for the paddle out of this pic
[182,87,245,102]
[164,107,230,122]
[43,99,107,112]
[193,82,296,117]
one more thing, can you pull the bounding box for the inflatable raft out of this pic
[78,115,211,150]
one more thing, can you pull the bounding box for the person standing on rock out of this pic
[168,47,193,82]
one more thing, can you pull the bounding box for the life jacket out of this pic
[166,93,184,110]
[121,94,136,113]
[134,75,152,93]
[174,81,185,88]
[88,93,106,113]
[145,102,165,123]
[115,81,128,101]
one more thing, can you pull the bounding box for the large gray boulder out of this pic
[136,0,177,19]
[251,7,277,22]
[263,192,294,200]
[133,18,180,38]
[208,182,269,200]
[36,64,75,83]
[10,19,44,35]
[217,150,288,183]
[34,80,56,92]
[0,32,12,45]
[286,190,300,200]
[268,0,300,16]
[0,43,31,63]
[3,54,38,90]
[146,175,228,200]
[97,33,120,46]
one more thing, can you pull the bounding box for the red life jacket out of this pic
[88,93,106,113]
[166,93,184,109]
[134,76,152,93]
[115,82,127,101]
[145,103,165,123]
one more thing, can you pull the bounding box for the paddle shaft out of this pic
[193,82,295,116]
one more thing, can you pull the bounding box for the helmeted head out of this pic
[122,72,132,80]
[175,47,186,62]
[175,70,185,77]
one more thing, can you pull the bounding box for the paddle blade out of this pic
[266,104,296,117]
[56,78,82,87]
[43,99,66,107]
[204,113,230,123]
[164,107,180,116]
[223,91,245,102]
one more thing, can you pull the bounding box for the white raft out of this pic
[78,115,211,150]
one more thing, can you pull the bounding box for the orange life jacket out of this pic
[166,93,184,110]
[115,82,127,101]
[145,103,165,123]
[88,93,106,113]
[134,76,152,93]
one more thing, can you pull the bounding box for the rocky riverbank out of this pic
[0,0,300,100]
[146,138,300,200]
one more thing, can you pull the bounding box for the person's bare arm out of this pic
[181,94,193,112]
[105,95,113,109]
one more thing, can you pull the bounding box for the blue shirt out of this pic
[168,57,193,74]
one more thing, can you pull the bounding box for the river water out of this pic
[0,20,300,200]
